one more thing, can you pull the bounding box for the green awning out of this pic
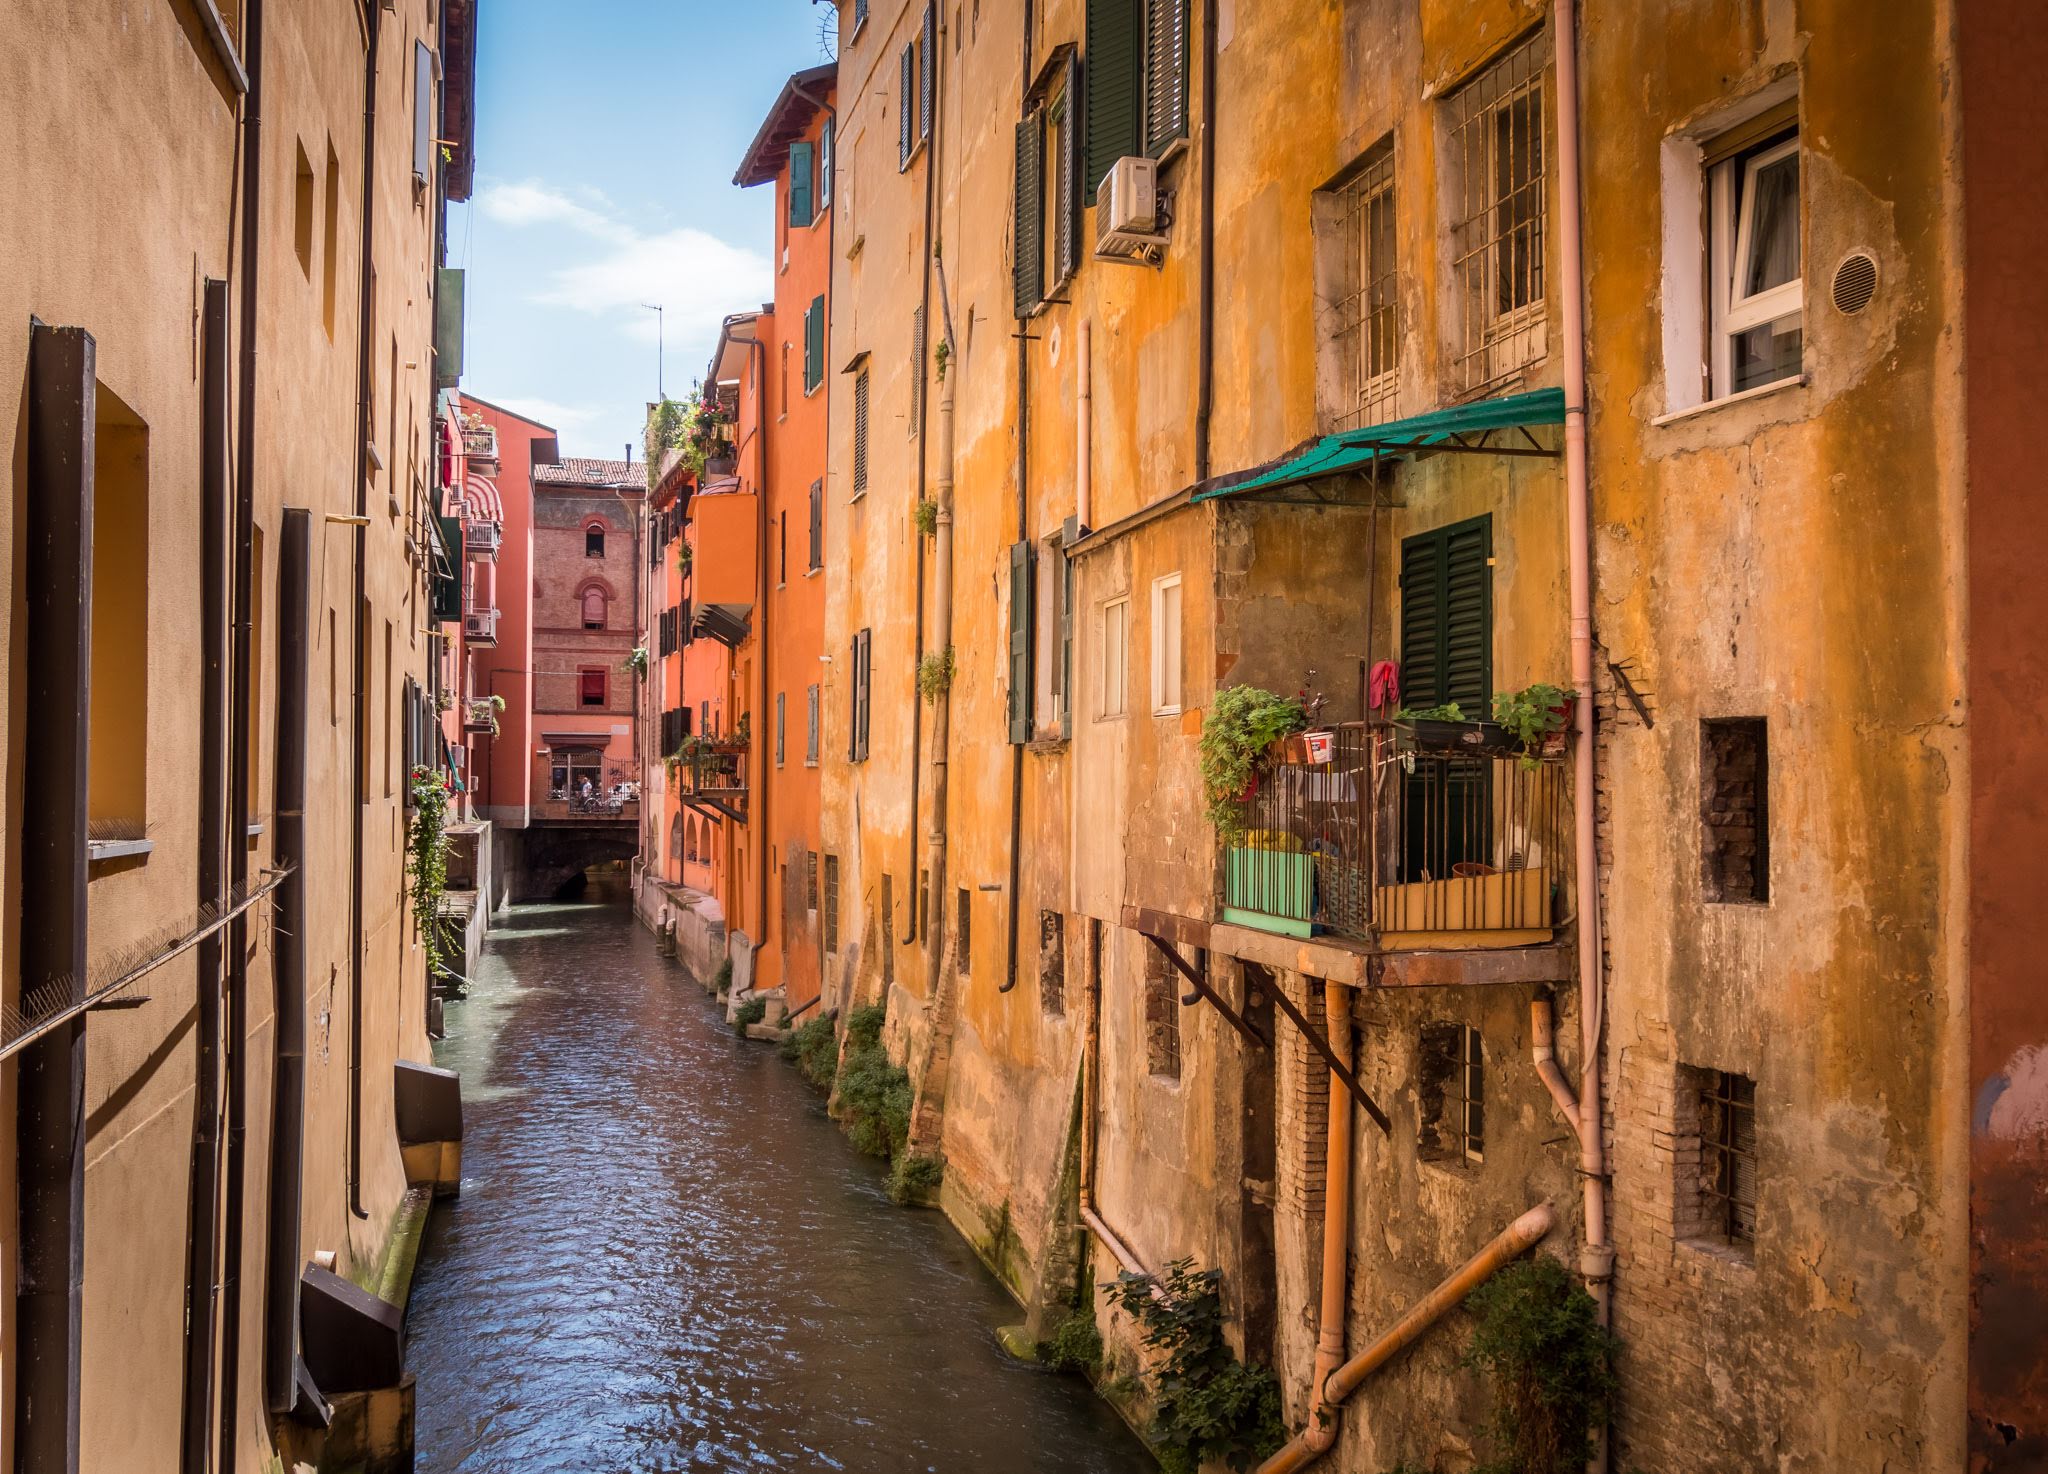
[1193,386,1566,501]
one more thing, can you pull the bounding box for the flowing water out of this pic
[407,876,1155,1474]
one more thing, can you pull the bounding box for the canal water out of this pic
[407,878,1155,1474]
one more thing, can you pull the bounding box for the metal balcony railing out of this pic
[461,422,500,472]
[1221,721,1570,948]
[463,519,502,560]
[674,745,747,822]
[462,608,499,646]
[462,697,496,734]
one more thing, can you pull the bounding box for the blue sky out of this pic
[456,2,833,458]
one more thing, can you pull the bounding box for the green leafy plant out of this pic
[1102,1259,1287,1472]
[918,647,956,704]
[779,1013,841,1087]
[934,338,951,381]
[645,387,733,486]
[676,539,693,577]
[1039,1310,1104,1376]
[1462,1257,1618,1474]
[1393,701,1468,722]
[887,1151,943,1205]
[837,1012,913,1159]
[405,766,452,978]
[1199,686,1309,845]
[915,499,940,537]
[712,957,733,995]
[1491,683,1574,768]
[627,645,649,680]
[433,689,454,713]
[732,996,768,1035]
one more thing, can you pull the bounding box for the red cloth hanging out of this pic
[1368,660,1401,712]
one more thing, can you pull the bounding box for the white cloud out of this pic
[477,181,623,240]
[488,397,604,433]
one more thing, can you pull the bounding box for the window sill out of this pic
[1652,373,1808,427]
[1153,706,1182,719]
[89,838,155,866]
[1679,1236,1755,1270]
[805,566,823,579]
[849,489,868,504]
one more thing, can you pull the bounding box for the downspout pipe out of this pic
[1194,0,1218,483]
[1298,983,1356,1462]
[1257,1203,1557,1474]
[180,278,230,1474]
[730,327,770,971]
[998,0,1033,997]
[911,30,943,955]
[347,0,381,1225]
[1552,0,1614,1414]
[264,509,311,1413]
[218,0,267,1454]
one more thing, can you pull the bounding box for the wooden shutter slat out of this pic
[1009,541,1033,743]
[1085,0,1142,198]
[1014,116,1045,318]
[1142,0,1188,157]
[1059,54,1083,280]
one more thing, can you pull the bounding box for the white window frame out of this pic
[1100,597,1129,720]
[1710,134,1802,397]
[1150,573,1182,717]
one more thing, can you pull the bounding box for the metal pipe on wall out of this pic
[910,16,945,956]
[264,509,311,1413]
[180,279,231,1474]
[217,0,267,1452]
[18,320,96,1474]
[1194,0,1218,484]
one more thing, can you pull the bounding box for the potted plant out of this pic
[1199,685,1309,844]
[1490,682,1575,768]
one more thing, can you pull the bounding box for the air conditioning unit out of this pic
[1095,156,1169,264]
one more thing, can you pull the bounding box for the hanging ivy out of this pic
[406,766,452,978]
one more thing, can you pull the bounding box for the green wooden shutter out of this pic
[899,43,916,169]
[1086,0,1142,198]
[1057,56,1083,280]
[1014,115,1045,319]
[1142,0,1189,156]
[434,268,465,388]
[1398,515,1491,711]
[431,516,463,620]
[919,5,936,141]
[1009,540,1034,743]
[804,296,825,392]
[819,118,834,206]
[788,140,814,229]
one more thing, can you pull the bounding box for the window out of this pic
[1143,943,1181,1080]
[89,383,150,838]
[1008,541,1034,743]
[1100,597,1129,718]
[1400,518,1492,713]
[580,586,607,630]
[585,524,605,558]
[778,509,787,585]
[1046,60,1082,290]
[1447,31,1548,391]
[1033,533,1072,739]
[956,887,972,974]
[322,142,341,338]
[1039,910,1066,1016]
[919,5,935,144]
[775,691,786,766]
[412,39,435,187]
[1013,107,1046,318]
[909,306,925,435]
[899,41,917,170]
[806,683,821,765]
[1419,1023,1485,1164]
[819,118,834,208]
[808,477,824,570]
[849,628,872,761]
[1150,573,1182,715]
[1700,717,1769,903]
[824,854,841,954]
[1141,0,1189,156]
[882,873,895,985]
[803,295,825,393]
[580,668,606,708]
[1318,139,1399,429]
[1708,107,1801,396]
[806,852,819,912]
[1683,1067,1758,1249]
[788,139,815,229]
[852,0,868,35]
[852,368,870,494]
[1084,0,1188,191]
[294,141,316,277]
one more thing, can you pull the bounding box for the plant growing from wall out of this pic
[434,689,454,714]
[643,396,687,488]
[918,647,957,704]
[627,645,649,681]
[779,1013,840,1089]
[934,338,951,382]
[915,499,940,538]
[1102,1258,1287,1473]
[887,1151,943,1206]
[836,1002,913,1160]
[732,996,768,1036]
[405,766,452,978]
[1491,683,1574,768]
[1039,1309,1105,1376]
[1461,1257,1618,1474]
[676,539,693,578]
[711,957,733,995]
[1199,686,1309,845]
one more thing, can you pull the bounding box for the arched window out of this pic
[585,524,605,558]
[581,586,607,630]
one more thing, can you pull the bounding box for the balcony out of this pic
[462,697,497,734]
[1221,721,1569,950]
[461,421,500,476]
[537,793,640,824]
[462,608,499,647]
[463,518,502,560]
[674,744,748,824]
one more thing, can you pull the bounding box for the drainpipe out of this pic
[925,326,955,976]
[1194,0,1218,484]
[180,278,230,1474]
[1531,994,1580,1128]
[1075,320,1091,530]
[1552,0,1613,1424]
[1078,920,1153,1284]
[732,327,770,977]
[1297,982,1356,1463]
[910,29,943,955]
[346,0,382,1225]
[264,509,311,1412]
[1257,1203,1557,1474]
[217,0,267,1454]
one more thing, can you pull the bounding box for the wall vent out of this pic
[1831,252,1879,315]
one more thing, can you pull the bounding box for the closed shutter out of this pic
[1086,0,1142,198]
[819,118,834,207]
[809,478,823,569]
[803,296,825,392]
[413,40,435,184]
[919,5,936,141]
[431,516,463,620]
[852,370,870,493]
[1057,56,1083,281]
[1142,0,1189,156]
[849,629,872,761]
[1059,552,1075,738]
[910,307,925,434]
[899,43,916,169]
[1398,516,1492,710]
[1014,115,1045,318]
[1009,541,1033,743]
[775,692,785,765]
[788,140,814,228]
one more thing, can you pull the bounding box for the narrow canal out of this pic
[406,877,1155,1473]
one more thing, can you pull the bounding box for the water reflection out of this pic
[407,876,1155,1474]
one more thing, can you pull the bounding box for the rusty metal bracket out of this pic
[1143,933,1267,1050]
[1258,976,1393,1136]
[1606,655,1656,729]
